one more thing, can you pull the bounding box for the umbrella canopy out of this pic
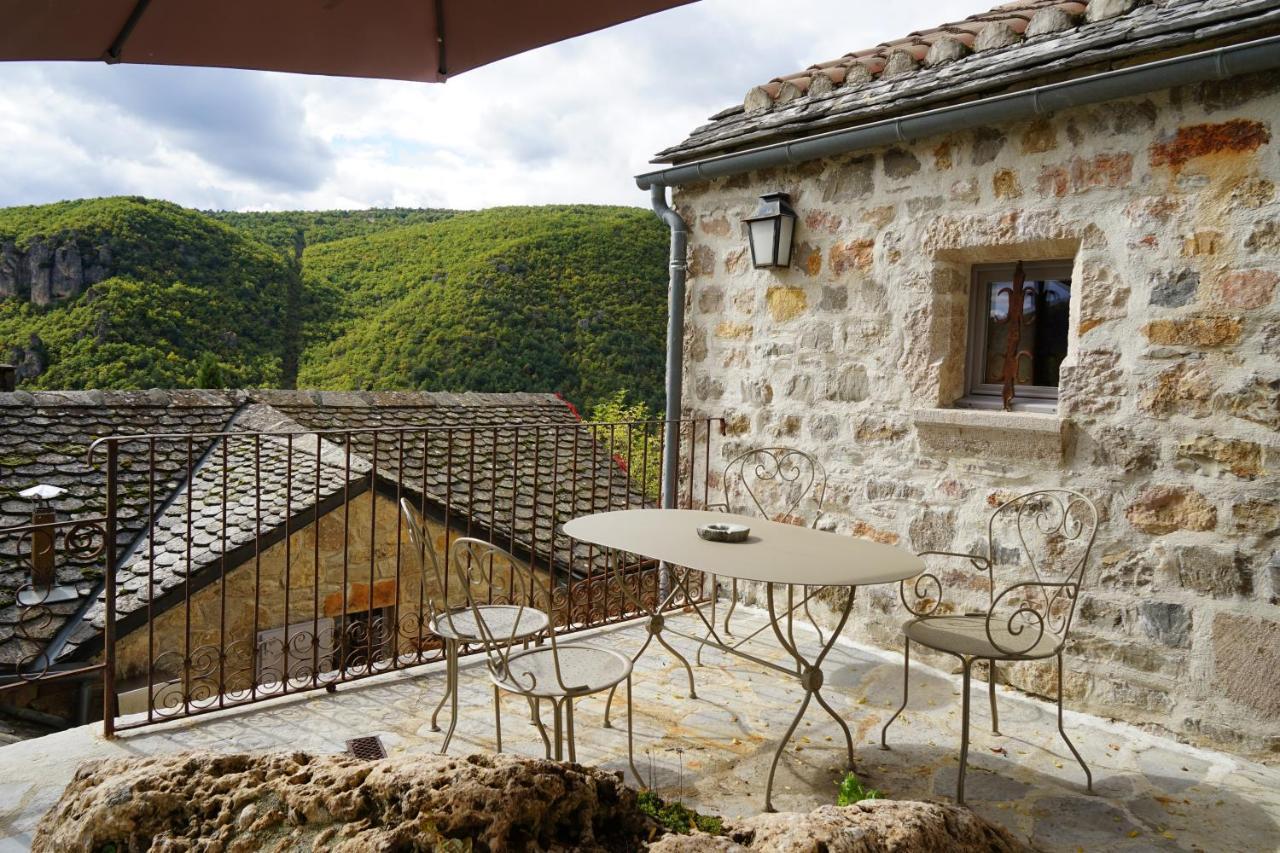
[0,0,695,82]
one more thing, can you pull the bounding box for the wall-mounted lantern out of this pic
[16,483,78,606]
[743,192,797,269]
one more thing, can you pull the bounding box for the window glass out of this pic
[981,275,1071,388]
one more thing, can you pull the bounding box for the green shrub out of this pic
[636,790,724,835]
[836,772,881,806]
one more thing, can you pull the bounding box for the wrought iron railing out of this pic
[0,417,721,737]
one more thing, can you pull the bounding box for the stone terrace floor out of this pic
[1,608,1278,852]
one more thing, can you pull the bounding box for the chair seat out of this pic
[905,614,1062,660]
[495,645,632,698]
[430,605,549,642]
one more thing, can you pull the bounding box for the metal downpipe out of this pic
[652,183,688,512]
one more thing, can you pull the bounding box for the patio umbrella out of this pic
[0,0,696,82]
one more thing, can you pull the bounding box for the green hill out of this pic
[0,198,669,413]
[298,205,668,413]
[207,207,456,256]
[0,197,293,389]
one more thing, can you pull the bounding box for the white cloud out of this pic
[0,0,979,211]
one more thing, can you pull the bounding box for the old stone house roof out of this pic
[656,0,1280,163]
[0,389,638,670]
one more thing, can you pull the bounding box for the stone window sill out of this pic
[912,408,1066,464]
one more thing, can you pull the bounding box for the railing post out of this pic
[102,439,118,739]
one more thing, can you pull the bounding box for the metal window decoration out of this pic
[743,192,797,269]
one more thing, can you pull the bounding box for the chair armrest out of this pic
[897,551,990,618]
[705,501,729,513]
[915,550,990,570]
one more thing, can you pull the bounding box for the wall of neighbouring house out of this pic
[673,70,1280,758]
[112,491,534,704]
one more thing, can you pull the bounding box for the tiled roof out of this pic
[0,390,639,670]
[655,0,1280,163]
[0,391,242,667]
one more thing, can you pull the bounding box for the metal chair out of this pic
[400,499,550,755]
[880,489,1098,804]
[451,536,640,782]
[705,447,827,640]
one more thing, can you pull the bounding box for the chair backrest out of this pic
[982,489,1099,651]
[449,537,583,694]
[718,447,826,526]
[399,498,452,632]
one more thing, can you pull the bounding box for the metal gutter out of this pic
[635,34,1280,190]
[650,184,688,511]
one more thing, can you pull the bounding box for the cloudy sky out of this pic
[0,0,977,212]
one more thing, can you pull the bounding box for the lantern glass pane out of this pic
[776,215,795,267]
[749,219,778,266]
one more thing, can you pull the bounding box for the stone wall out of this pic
[672,71,1280,758]
[112,491,531,702]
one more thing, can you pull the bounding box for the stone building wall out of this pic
[113,491,530,703]
[673,72,1280,758]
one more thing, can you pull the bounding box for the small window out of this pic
[960,260,1073,412]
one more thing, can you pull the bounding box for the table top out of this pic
[563,508,924,587]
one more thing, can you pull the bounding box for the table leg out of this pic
[761,582,857,812]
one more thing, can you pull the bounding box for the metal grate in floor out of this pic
[345,735,388,760]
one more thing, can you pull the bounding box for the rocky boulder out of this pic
[34,750,1026,852]
[648,801,1028,852]
[33,751,660,852]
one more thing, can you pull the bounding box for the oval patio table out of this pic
[563,508,924,811]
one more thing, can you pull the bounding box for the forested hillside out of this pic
[208,208,455,256]
[0,197,292,389]
[299,205,668,413]
[0,198,667,412]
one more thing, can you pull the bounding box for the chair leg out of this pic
[552,699,564,761]
[430,638,452,732]
[494,685,503,753]
[957,657,973,806]
[879,637,910,749]
[1057,652,1093,793]
[528,696,552,758]
[565,698,577,764]
[626,676,643,787]
[724,579,738,635]
[439,640,461,755]
[988,660,1000,735]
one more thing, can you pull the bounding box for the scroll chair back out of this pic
[708,447,828,640]
[979,489,1099,655]
[715,447,827,526]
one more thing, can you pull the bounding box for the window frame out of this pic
[958,259,1074,414]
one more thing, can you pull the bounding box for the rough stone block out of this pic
[1173,545,1250,598]
[765,287,807,322]
[909,508,956,552]
[1125,486,1217,535]
[970,127,1007,165]
[1149,119,1271,171]
[1142,316,1241,348]
[1218,270,1277,310]
[1136,601,1191,648]
[820,155,874,201]
[828,239,874,275]
[1213,614,1280,717]
[883,147,921,178]
[1175,435,1262,479]
[993,169,1023,199]
[1139,361,1213,418]
[1232,499,1279,536]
